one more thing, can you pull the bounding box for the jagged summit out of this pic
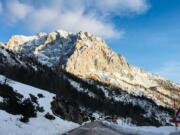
[5,30,104,66]
[3,29,180,109]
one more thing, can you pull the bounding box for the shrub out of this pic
[44,112,55,120]
[37,93,44,98]
[29,94,38,104]
[37,106,45,112]
[20,116,29,123]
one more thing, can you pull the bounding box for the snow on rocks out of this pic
[67,78,96,98]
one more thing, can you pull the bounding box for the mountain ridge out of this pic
[1,29,180,109]
[0,39,177,126]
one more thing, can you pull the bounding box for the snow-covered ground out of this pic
[103,120,180,135]
[0,75,79,135]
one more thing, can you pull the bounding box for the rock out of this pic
[45,32,57,44]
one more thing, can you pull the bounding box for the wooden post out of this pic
[112,115,117,124]
[173,108,180,131]
[174,99,176,109]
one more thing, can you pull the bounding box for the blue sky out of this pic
[0,0,180,83]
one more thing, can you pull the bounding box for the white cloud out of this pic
[6,0,33,22]
[57,11,120,38]
[1,0,149,39]
[94,0,149,16]
[27,8,121,38]
[27,8,59,32]
[155,61,180,83]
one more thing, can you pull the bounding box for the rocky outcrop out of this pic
[65,32,130,77]
[5,30,180,109]
[6,30,76,66]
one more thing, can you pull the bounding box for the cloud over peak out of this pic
[1,0,149,39]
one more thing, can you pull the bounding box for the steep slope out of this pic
[0,75,79,135]
[0,43,44,70]
[0,44,24,66]
[5,30,180,109]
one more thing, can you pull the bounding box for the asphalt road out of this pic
[64,121,138,135]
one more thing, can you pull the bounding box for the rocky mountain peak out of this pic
[3,29,180,109]
[65,31,130,79]
[6,35,37,51]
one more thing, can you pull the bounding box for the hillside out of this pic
[0,75,79,135]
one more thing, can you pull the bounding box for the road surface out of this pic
[64,121,138,135]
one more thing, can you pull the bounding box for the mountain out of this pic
[5,30,180,109]
[0,30,179,127]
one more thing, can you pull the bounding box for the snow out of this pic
[6,30,76,67]
[0,47,10,57]
[0,110,78,135]
[90,68,180,109]
[67,78,96,98]
[92,113,101,119]
[57,29,72,38]
[0,46,27,67]
[0,75,79,135]
[84,78,172,125]
[103,121,180,135]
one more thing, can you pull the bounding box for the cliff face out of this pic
[5,30,180,109]
[65,32,129,77]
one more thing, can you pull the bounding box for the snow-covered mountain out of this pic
[4,30,180,109]
[1,30,180,128]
